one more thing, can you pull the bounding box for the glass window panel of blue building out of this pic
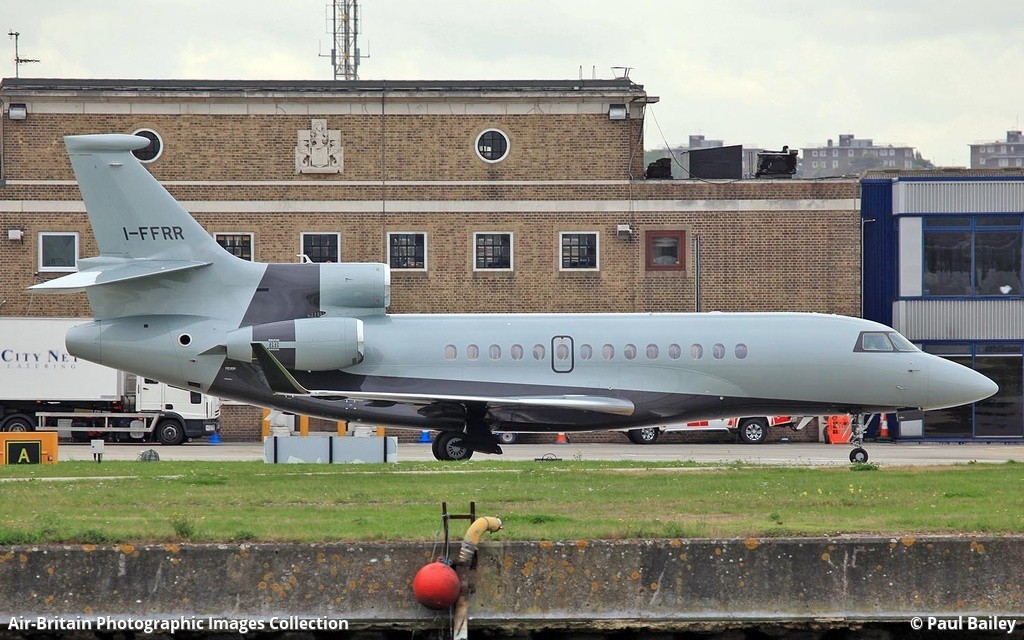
[923,216,1022,296]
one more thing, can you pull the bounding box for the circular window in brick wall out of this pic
[475,128,510,163]
[131,128,163,163]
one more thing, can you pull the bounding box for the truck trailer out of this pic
[0,317,219,444]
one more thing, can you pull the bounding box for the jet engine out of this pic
[226,317,364,371]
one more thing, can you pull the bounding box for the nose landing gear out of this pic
[848,414,871,463]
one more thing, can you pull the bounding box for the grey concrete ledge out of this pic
[1,537,1022,631]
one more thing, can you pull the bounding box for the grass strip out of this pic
[0,460,1020,544]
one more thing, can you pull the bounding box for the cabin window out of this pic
[735,343,748,359]
[444,345,457,360]
[467,344,480,360]
[555,343,570,360]
[646,344,659,359]
[624,344,637,360]
[215,233,254,261]
[532,344,545,360]
[712,343,726,359]
[388,232,427,270]
[602,344,615,360]
[510,344,524,360]
[131,128,163,163]
[645,230,686,271]
[475,128,510,163]
[301,232,340,263]
[668,343,681,359]
[690,344,703,360]
[474,232,513,270]
[488,344,501,360]
[580,344,593,360]
[38,232,79,272]
[559,232,599,270]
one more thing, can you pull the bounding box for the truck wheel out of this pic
[737,418,769,444]
[3,416,34,433]
[156,419,186,446]
[496,432,518,444]
[627,427,660,444]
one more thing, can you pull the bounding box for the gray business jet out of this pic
[34,135,998,462]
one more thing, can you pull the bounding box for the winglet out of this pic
[251,342,310,396]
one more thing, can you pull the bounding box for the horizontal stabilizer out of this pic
[30,259,210,292]
[251,342,635,416]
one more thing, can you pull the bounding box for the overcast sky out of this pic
[4,1,1022,166]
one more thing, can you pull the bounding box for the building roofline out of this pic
[863,168,1024,181]
[0,77,647,96]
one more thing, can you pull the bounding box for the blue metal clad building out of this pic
[861,172,1024,440]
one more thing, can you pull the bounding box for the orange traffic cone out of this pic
[879,415,890,440]
[555,432,569,444]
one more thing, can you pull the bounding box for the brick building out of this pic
[0,78,861,440]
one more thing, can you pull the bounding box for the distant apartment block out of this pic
[970,130,1024,169]
[802,134,914,177]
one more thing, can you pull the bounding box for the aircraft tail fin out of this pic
[62,134,228,263]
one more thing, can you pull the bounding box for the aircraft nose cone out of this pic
[927,356,998,410]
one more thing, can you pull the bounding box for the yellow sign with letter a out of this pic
[0,432,58,464]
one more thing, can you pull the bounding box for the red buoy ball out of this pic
[412,561,460,610]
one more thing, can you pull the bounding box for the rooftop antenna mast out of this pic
[319,0,367,80]
[8,31,40,78]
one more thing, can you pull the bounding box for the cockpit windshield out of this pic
[887,332,919,352]
[855,331,920,353]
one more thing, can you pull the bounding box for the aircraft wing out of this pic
[251,342,635,416]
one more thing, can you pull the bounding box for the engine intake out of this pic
[226,317,364,371]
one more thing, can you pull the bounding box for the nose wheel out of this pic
[848,413,871,464]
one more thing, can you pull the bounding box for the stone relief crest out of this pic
[295,119,343,173]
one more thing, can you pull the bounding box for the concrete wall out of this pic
[2,537,1020,632]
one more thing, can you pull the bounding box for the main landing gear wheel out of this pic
[432,431,474,461]
[849,447,869,464]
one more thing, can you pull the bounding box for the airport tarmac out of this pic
[53,439,1024,465]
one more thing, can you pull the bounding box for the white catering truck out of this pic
[0,318,219,444]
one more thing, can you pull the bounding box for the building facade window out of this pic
[475,129,510,163]
[922,216,1022,296]
[388,232,427,270]
[645,230,686,271]
[301,232,340,263]
[38,232,79,272]
[131,128,163,163]
[474,232,513,270]
[215,233,254,261]
[559,232,599,270]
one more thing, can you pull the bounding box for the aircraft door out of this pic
[551,335,574,373]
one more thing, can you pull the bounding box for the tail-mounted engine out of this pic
[226,317,364,371]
